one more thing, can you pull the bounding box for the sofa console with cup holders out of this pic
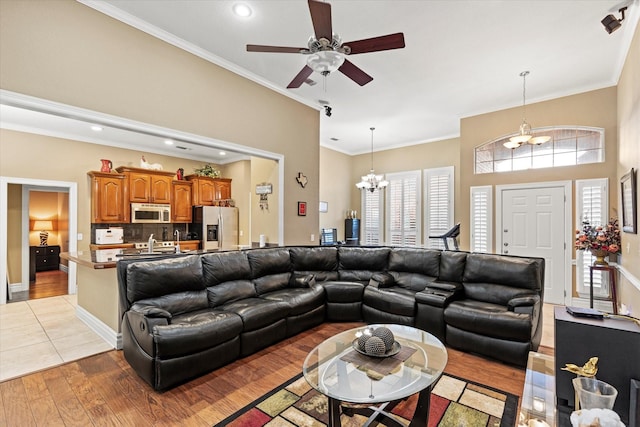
[117,246,544,390]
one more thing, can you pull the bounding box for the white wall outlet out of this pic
[239,230,243,237]
[310,234,315,242]
[77,233,83,241]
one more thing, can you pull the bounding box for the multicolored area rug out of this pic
[217,372,518,427]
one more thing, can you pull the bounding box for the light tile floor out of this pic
[0,294,113,381]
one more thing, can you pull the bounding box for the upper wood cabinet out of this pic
[116,166,175,204]
[172,180,193,223]
[213,178,232,201]
[185,175,216,206]
[88,171,127,223]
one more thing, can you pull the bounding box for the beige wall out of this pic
[29,191,63,247]
[319,147,353,240]
[250,157,280,245]
[0,0,320,246]
[616,23,640,313]
[460,87,619,251]
[349,138,461,244]
[1,129,234,282]
[7,185,21,285]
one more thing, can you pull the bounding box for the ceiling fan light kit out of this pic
[246,0,405,88]
[504,71,551,149]
[356,127,388,192]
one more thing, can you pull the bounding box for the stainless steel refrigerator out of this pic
[191,206,239,250]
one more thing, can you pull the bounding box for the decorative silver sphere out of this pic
[357,333,369,351]
[372,327,395,351]
[365,336,386,356]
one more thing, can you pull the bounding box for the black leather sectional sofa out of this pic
[117,246,545,391]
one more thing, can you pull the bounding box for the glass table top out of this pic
[302,324,448,404]
[519,351,556,427]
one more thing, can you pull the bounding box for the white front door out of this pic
[498,184,569,305]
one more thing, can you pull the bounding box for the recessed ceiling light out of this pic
[164,139,174,145]
[233,3,252,18]
[90,125,103,132]
[219,151,226,156]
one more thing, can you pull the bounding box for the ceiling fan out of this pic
[246,0,405,88]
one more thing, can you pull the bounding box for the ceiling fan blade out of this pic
[343,33,406,55]
[287,66,314,89]
[308,0,332,41]
[247,44,305,53]
[338,59,373,86]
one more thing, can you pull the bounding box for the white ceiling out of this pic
[1,0,638,159]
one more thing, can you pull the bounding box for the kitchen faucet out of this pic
[174,229,181,253]
[148,234,156,254]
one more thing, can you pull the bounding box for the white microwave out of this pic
[131,203,171,223]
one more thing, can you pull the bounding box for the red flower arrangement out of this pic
[575,218,621,254]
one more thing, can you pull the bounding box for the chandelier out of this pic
[503,71,551,149]
[356,127,388,192]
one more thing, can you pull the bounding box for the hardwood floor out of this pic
[30,270,68,300]
[0,322,552,426]
[8,270,68,303]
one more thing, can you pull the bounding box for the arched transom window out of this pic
[475,126,604,174]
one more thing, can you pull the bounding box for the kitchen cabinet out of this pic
[186,175,232,205]
[186,175,216,206]
[116,166,175,204]
[172,180,193,223]
[88,171,127,223]
[213,178,232,200]
[30,245,60,281]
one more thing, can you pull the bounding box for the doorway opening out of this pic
[1,177,78,305]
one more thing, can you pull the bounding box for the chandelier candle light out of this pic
[503,71,551,149]
[356,127,388,192]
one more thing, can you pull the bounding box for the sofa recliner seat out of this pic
[117,245,545,391]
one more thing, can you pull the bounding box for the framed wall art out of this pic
[621,168,637,234]
[298,201,307,216]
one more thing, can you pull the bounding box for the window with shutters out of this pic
[360,185,384,245]
[475,127,604,174]
[386,171,421,246]
[575,178,609,298]
[470,186,493,253]
[424,167,454,249]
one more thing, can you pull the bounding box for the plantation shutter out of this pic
[424,167,454,249]
[360,185,384,245]
[470,186,493,253]
[575,178,609,298]
[386,171,421,246]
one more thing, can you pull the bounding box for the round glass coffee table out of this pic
[303,324,448,427]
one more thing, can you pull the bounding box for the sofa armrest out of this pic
[368,272,395,288]
[507,295,540,314]
[126,304,172,356]
[415,287,462,307]
[429,280,463,293]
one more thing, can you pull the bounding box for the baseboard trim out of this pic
[59,264,69,273]
[75,305,123,350]
[9,282,28,292]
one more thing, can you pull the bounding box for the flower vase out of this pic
[592,249,609,266]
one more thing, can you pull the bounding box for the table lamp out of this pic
[32,220,54,246]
